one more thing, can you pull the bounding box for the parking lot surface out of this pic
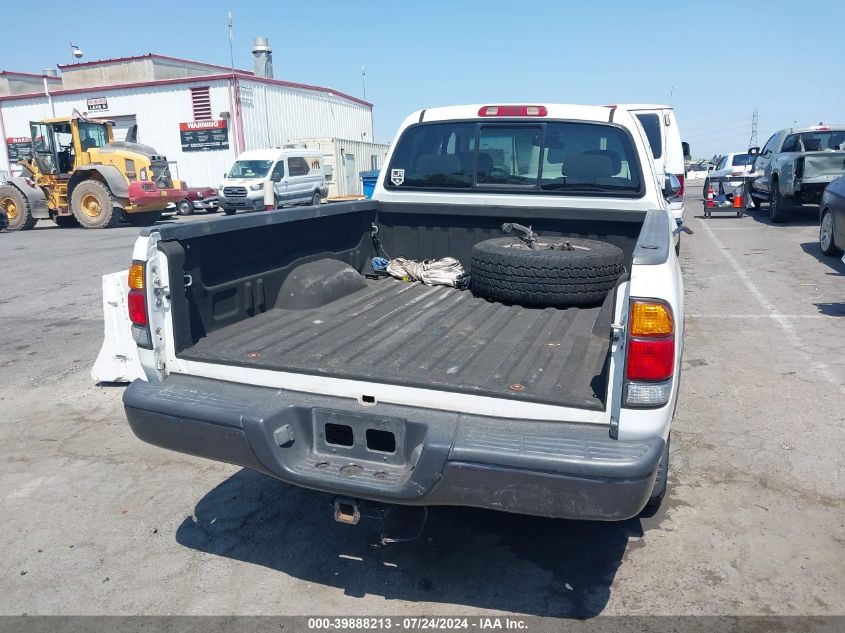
[1,202,843,617]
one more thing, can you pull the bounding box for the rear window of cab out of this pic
[385,120,643,197]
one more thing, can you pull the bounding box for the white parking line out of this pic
[698,219,842,387]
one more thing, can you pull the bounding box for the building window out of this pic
[370,154,379,170]
[191,87,212,121]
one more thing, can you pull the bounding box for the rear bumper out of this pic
[123,375,663,521]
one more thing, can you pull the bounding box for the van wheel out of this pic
[0,184,38,231]
[311,191,321,206]
[71,180,121,229]
[176,200,194,216]
[125,211,163,226]
[223,208,237,216]
[768,179,792,223]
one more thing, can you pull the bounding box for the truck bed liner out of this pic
[179,279,610,410]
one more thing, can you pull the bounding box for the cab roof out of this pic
[415,103,624,124]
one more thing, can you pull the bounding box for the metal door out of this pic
[344,153,357,195]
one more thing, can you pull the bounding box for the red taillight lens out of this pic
[675,174,685,198]
[626,338,674,381]
[128,290,147,326]
[478,105,547,117]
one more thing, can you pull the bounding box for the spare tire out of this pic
[471,236,625,307]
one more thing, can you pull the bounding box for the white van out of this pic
[219,148,328,214]
[622,105,687,223]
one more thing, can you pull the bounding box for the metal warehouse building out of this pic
[0,46,388,196]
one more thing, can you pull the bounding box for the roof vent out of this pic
[252,36,273,78]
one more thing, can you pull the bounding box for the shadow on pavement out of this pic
[744,205,820,228]
[800,242,845,277]
[176,468,656,618]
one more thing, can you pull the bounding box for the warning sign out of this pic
[6,137,32,162]
[179,120,229,152]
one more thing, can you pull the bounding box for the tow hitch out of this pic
[332,498,429,545]
[333,498,361,525]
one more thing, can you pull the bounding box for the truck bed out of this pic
[180,277,611,410]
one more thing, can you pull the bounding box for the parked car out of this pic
[218,149,328,214]
[623,104,688,224]
[175,186,219,216]
[123,103,685,522]
[819,175,845,256]
[703,151,755,195]
[749,125,845,222]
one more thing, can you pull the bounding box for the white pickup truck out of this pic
[122,104,685,521]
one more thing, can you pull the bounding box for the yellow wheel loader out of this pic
[0,114,183,230]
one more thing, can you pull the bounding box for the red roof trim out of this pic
[0,70,62,80]
[57,52,254,76]
[0,72,372,108]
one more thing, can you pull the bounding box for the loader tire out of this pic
[471,236,625,308]
[71,180,121,229]
[0,184,38,231]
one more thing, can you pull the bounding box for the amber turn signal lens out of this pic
[630,301,673,337]
[128,262,145,290]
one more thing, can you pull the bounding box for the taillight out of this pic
[674,174,685,199]
[127,261,152,348]
[478,105,547,117]
[730,171,744,177]
[128,292,147,326]
[626,339,674,381]
[624,300,674,407]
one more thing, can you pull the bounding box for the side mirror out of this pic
[748,147,760,156]
[664,173,682,199]
[682,141,691,161]
[708,165,716,171]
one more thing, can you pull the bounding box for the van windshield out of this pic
[385,121,642,196]
[228,160,273,178]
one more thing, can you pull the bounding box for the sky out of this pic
[2,0,844,159]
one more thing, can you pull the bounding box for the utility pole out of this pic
[749,107,759,149]
[361,66,367,101]
[227,12,241,154]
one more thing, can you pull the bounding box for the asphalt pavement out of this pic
[0,200,843,618]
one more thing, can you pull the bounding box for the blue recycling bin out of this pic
[359,170,379,198]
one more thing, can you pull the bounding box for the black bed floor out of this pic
[181,279,610,410]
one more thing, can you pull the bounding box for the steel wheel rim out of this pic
[820,213,833,250]
[80,193,101,218]
[1,196,18,220]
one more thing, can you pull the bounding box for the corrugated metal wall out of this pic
[240,80,373,151]
[1,76,375,189]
